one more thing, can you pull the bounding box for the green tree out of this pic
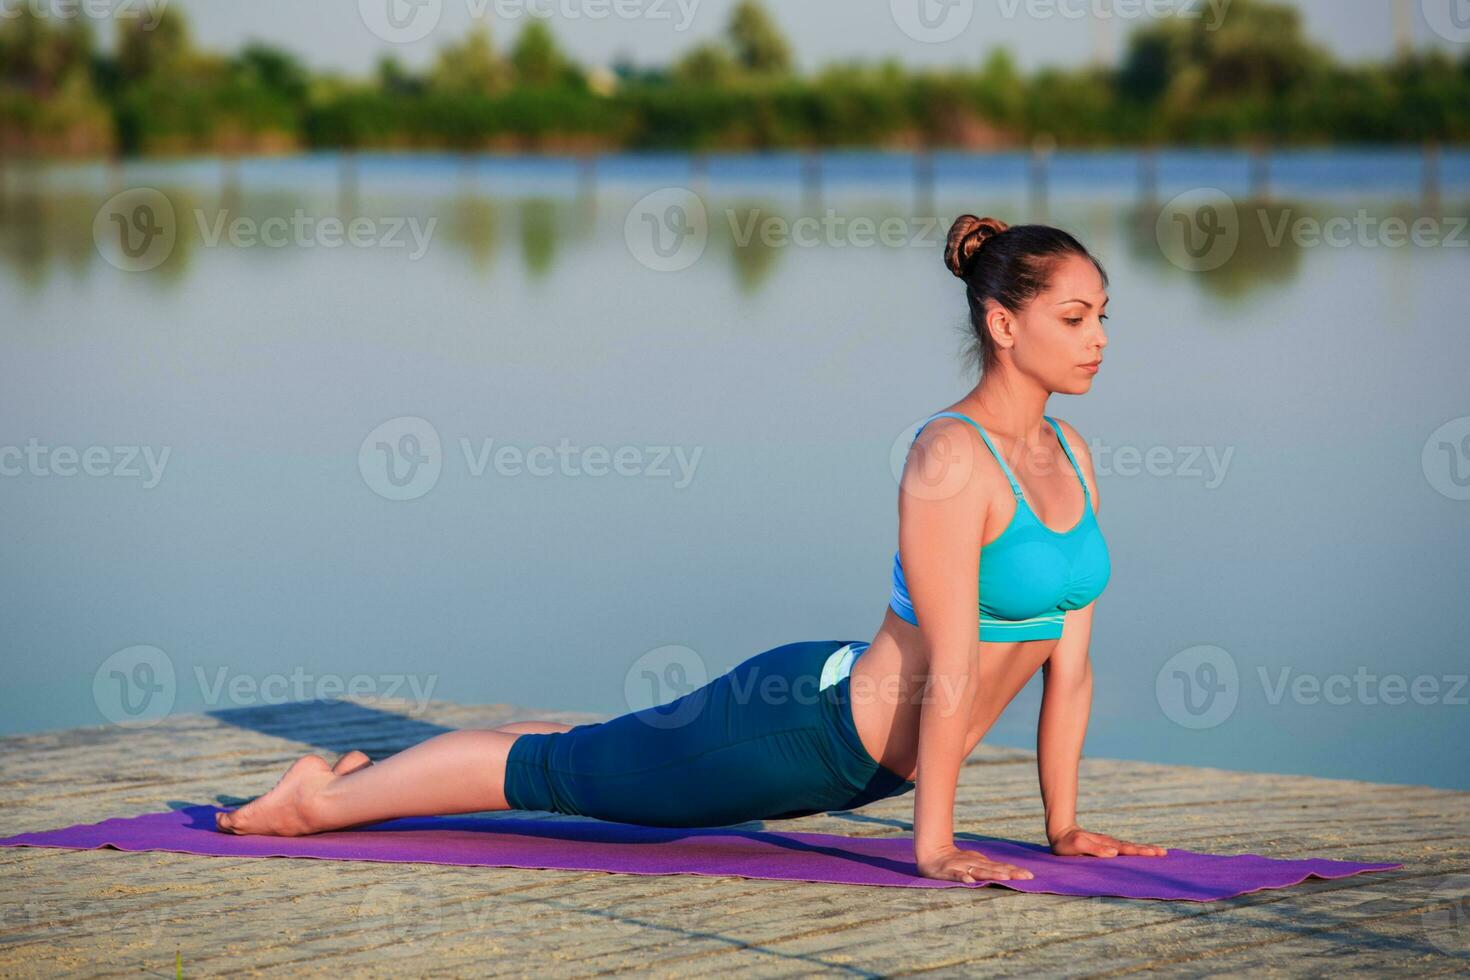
[117,6,191,84]
[510,21,570,87]
[0,9,96,96]
[728,1,791,75]
[233,43,309,103]
[429,26,511,95]
[673,42,737,86]
[375,55,424,95]
[1118,0,1328,106]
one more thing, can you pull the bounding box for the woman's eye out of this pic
[1066,318,1083,326]
[1100,315,1109,322]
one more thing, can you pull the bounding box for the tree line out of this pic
[2,0,1467,157]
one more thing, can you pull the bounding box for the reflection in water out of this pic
[0,191,102,288]
[444,195,499,270]
[723,203,783,295]
[1123,199,1304,302]
[518,198,557,278]
[1,158,1464,304]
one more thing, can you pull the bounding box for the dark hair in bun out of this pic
[944,215,1008,279]
[943,214,1107,375]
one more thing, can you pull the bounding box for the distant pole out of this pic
[1248,140,1270,202]
[914,145,935,217]
[221,152,240,211]
[1028,133,1054,221]
[107,150,124,196]
[801,149,821,208]
[1138,143,1158,206]
[1394,0,1413,58]
[577,152,596,200]
[1423,139,1441,211]
[691,152,708,195]
[338,150,358,215]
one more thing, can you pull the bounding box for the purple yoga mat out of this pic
[0,806,1400,902]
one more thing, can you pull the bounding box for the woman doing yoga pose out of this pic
[216,215,1169,884]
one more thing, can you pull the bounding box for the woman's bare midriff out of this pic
[850,607,1057,782]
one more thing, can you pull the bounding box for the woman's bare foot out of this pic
[332,750,372,775]
[216,754,337,837]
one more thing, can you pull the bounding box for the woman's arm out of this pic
[898,417,1033,883]
[1037,610,1165,858]
[1037,602,1095,846]
[1038,418,1167,859]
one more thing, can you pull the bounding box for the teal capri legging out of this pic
[503,639,916,827]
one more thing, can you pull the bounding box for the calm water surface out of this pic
[2,150,1467,791]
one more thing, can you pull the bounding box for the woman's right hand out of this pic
[917,844,1035,883]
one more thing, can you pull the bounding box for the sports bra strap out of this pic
[1043,415,1091,503]
[910,411,1024,499]
[912,411,1091,504]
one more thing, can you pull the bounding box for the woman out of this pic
[216,215,1168,884]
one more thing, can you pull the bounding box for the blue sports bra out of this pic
[889,412,1111,642]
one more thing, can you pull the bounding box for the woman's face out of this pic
[1002,253,1109,395]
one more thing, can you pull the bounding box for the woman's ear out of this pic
[985,305,1014,351]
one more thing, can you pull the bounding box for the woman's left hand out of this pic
[1048,825,1167,857]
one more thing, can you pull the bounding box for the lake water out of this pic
[2,148,1467,791]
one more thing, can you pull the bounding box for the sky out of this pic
[109,0,1467,76]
